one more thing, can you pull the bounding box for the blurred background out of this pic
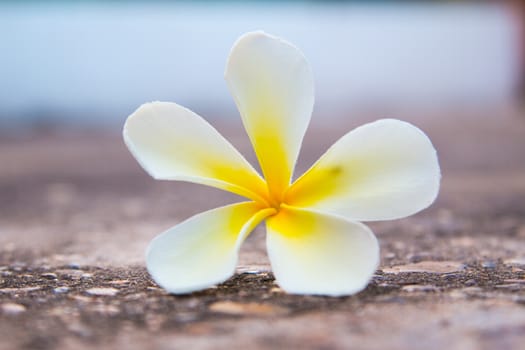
[1,0,524,263]
[0,0,523,129]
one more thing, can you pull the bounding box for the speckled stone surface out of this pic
[1,110,525,349]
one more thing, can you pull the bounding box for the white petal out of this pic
[124,101,269,204]
[286,119,441,221]
[266,206,379,296]
[225,31,314,201]
[146,202,275,294]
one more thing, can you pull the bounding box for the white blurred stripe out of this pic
[0,2,518,124]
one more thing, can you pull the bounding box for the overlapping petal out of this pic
[146,202,276,294]
[266,206,379,296]
[285,119,441,221]
[123,102,269,204]
[225,31,314,203]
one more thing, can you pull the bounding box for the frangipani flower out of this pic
[123,31,440,296]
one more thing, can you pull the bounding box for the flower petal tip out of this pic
[225,30,310,78]
[145,202,268,295]
[286,118,441,221]
[266,208,380,297]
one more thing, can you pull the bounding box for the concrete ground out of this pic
[1,108,525,349]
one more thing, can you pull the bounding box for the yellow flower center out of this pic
[257,184,291,216]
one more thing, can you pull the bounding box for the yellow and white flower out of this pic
[123,31,440,296]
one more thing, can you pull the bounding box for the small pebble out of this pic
[109,279,130,285]
[377,283,400,289]
[86,287,119,296]
[123,293,144,301]
[481,261,497,269]
[0,286,41,294]
[11,262,26,272]
[67,263,81,270]
[41,272,57,280]
[236,265,271,274]
[53,286,70,294]
[382,261,466,274]
[1,303,26,315]
[401,285,439,293]
[209,301,288,316]
[56,269,84,280]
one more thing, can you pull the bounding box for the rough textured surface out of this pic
[1,109,525,349]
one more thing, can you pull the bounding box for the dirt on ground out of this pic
[1,108,525,350]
